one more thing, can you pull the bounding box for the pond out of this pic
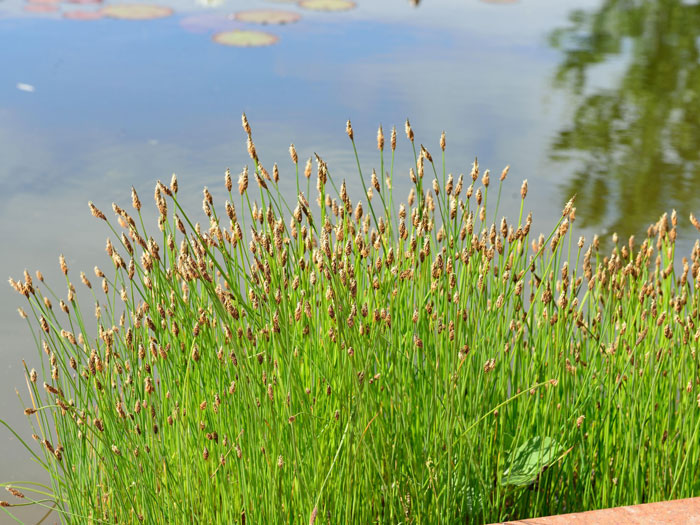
[1,0,699,520]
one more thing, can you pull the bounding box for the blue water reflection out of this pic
[2,0,696,519]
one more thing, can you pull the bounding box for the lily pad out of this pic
[298,0,355,11]
[213,30,278,47]
[501,436,563,487]
[234,9,300,24]
[101,4,173,19]
[180,13,237,33]
[64,9,103,18]
[24,3,58,11]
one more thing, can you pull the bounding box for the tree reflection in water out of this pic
[549,0,700,239]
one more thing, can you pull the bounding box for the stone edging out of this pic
[491,497,700,524]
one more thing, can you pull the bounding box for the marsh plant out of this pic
[4,118,700,523]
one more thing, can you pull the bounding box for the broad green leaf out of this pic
[501,436,563,487]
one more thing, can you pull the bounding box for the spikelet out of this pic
[377,125,384,151]
[238,166,249,196]
[89,202,106,221]
[690,213,700,232]
[346,120,354,141]
[470,158,479,182]
[562,196,575,218]
[405,119,414,142]
[59,254,68,276]
[371,170,380,192]
[255,171,268,190]
[247,136,257,162]
[500,165,510,182]
[131,186,141,211]
[420,145,432,163]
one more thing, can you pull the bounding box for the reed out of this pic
[3,118,700,524]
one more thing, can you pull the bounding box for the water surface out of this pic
[2,0,699,520]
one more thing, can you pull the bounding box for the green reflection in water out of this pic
[550,0,700,239]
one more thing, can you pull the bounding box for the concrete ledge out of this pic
[494,497,700,525]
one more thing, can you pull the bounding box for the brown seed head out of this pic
[131,186,141,211]
[222,169,231,194]
[238,166,249,196]
[391,126,397,151]
[470,158,479,182]
[371,170,380,192]
[440,131,446,151]
[420,145,432,163]
[690,213,700,232]
[346,120,354,141]
[377,125,384,151]
[89,202,106,221]
[304,157,312,179]
[6,487,24,499]
[59,255,68,276]
[520,179,528,200]
[254,172,267,191]
[289,143,298,165]
[203,187,213,205]
[562,196,575,218]
[500,165,509,182]
[241,113,251,136]
[247,136,257,162]
[170,173,179,194]
[405,119,414,142]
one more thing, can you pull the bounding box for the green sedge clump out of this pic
[4,117,700,524]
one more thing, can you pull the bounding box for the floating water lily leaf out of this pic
[101,4,173,19]
[180,13,237,34]
[213,30,278,47]
[298,0,355,11]
[64,9,103,18]
[501,436,563,487]
[234,9,300,24]
[24,3,58,11]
